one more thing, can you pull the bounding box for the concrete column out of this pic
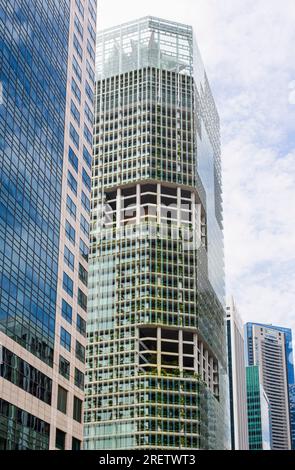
[200,341,204,380]
[179,329,183,373]
[195,202,202,249]
[157,183,161,224]
[209,356,214,392]
[117,187,121,230]
[205,349,209,385]
[136,183,141,225]
[194,333,199,374]
[191,192,196,248]
[157,327,161,374]
[177,186,181,229]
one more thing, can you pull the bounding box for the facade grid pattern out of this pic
[85,17,228,450]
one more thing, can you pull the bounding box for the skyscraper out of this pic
[245,323,294,450]
[289,384,295,449]
[226,298,248,449]
[246,366,271,450]
[0,0,97,449]
[85,16,228,450]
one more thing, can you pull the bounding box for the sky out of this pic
[97,0,295,336]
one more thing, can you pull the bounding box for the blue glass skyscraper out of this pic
[0,0,97,449]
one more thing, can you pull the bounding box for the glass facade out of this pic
[246,366,271,450]
[0,0,97,449]
[0,0,70,366]
[0,398,50,450]
[85,17,228,450]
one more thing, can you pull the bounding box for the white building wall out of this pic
[226,297,249,450]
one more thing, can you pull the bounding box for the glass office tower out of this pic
[245,323,294,450]
[0,0,97,449]
[85,17,228,450]
[246,366,271,450]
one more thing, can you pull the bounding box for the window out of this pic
[72,55,82,82]
[87,39,95,63]
[85,80,93,103]
[79,263,88,286]
[61,327,71,352]
[73,34,82,60]
[55,429,66,450]
[0,347,52,405]
[81,191,90,213]
[65,220,75,245]
[83,146,92,170]
[59,355,70,380]
[57,386,68,414]
[71,100,80,126]
[74,14,83,39]
[70,123,79,150]
[71,78,81,103]
[75,0,84,18]
[78,288,87,312]
[80,238,88,261]
[73,396,82,423]
[66,195,76,220]
[80,214,89,237]
[86,59,95,85]
[74,368,84,390]
[64,246,74,271]
[85,102,93,125]
[76,314,86,337]
[69,147,78,172]
[63,272,73,297]
[72,437,81,450]
[88,21,96,43]
[84,124,92,146]
[88,0,96,22]
[62,299,72,324]
[68,171,77,195]
[82,168,91,191]
[75,341,85,363]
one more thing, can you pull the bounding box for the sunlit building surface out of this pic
[85,17,228,449]
[226,298,248,449]
[0,0,97,449]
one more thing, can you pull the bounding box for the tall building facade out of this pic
[85,17,228,450]
[246,366,271,450]
[226,298,248,449]
[289,384,295,450]
[0,0,97,449]
[245,323,294,450]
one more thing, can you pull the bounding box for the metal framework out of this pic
[85,17,228,450]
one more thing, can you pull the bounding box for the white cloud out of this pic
[99,1,295,337]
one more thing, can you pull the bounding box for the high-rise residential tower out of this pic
[226,298,248,449]
[85,17,228,450]
[245,323,294,450]
[0,0,97,449]
[289,384,295,449]
[246,366,271,450]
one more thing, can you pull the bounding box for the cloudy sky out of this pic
[98,0,295,334]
